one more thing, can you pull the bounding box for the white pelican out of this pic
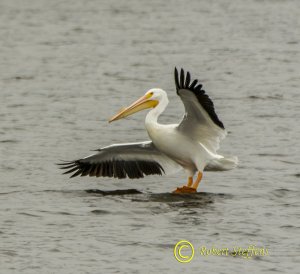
[59,68,238,193]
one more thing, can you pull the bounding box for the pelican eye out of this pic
[146,92,154,98]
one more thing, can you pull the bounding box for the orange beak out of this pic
[109,93,158,123]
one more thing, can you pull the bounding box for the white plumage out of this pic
[59,68,238,193]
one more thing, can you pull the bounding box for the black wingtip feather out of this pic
[70,169,82,178]
[174,67,180,93]
[185,71,191,87]
[59,159,165,180]
[180,68,184,88]
[63,166,79,174]
[174,67,225,129]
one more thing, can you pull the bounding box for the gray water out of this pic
[1,0,299,273]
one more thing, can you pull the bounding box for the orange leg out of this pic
[191,172,203,190]
[187,176,193,187]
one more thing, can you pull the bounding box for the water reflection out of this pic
[85,188,233,209]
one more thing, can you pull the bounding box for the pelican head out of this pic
[109,89,165,123]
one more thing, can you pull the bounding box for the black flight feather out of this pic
[174,67,225,129]
[58,159,165,179]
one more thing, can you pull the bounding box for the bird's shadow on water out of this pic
[85,188,233,208]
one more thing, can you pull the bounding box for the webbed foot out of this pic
[172,186,197,194]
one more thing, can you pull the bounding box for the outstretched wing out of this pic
[58,141,181,179]
[174,68,227,153]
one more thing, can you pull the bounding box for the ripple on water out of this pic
[18,212,41,218]
[85,189,142,196]
[247,94,283,100]
[270,188,291,198]
[255,153,288,157]
[279,225,299,230]
[90,209,111,215]
[0,139,19,144]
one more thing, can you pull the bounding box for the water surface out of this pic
[0,0,299,273]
